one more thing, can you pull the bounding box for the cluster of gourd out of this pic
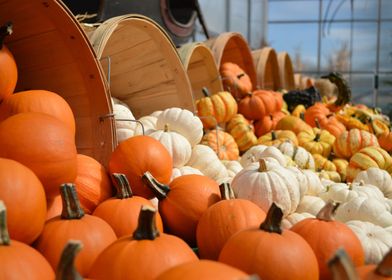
[1,21,392,279]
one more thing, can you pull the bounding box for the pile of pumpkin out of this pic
[1,21,392,279]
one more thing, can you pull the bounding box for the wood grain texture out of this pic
[252,47,281,91]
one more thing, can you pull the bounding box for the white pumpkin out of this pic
[346,220,392,264]
[111,99,137,143]
[319,181,386,204]
[156,107,203,147]
[335,197,392,227]
[287,167,324,196]
[281,212,315,230]
[239,145,267,167]
[221,160,243,178]
[187,144,228,181]
[296,195,326,216]
[134,115,158,136]
[353,167,392,199]
[170,166,203,182]
[232,159,301,217]
[274,141,315,170]
[148,125,192,168]
[150,110,162,117]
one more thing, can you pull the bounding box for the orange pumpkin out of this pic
[156,260,250,280]
[356,248,392,279]
[109,135,173,199]
[46,195,62,221]
[0,201,55,280]
[35,184,117,277]
[93,173,163,238]
[196,183,266,260]
[378,131,392,152]
[291,202,365,280]
[346,146,392,182]
[144,172,221,247]
[276,115,313,135]
[74,154,113,214]
[257,130,298,146]
[0,158,46,244]
[0,90,76,135]
[254,111,286,137]
[220,62,252,99]
[218,203,319,279]
[89,205,198,280]
[0,112,77,198]
[226,114,257,152]
[201,129,239,160]
[196,88,238,129]
[238,90,283,121]
[0,22,17,101]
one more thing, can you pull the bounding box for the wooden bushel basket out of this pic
[0,0,114,166]
[177,42,223,100]
[204,32,258,91]
[252,47,281,91]
[88,14,195,118]
[277,51,295,91]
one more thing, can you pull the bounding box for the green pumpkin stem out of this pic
[164,124,170,132]
[56,240,83,280]
[314,133,321,142]
[60,183,84,219]
[142,171,170,200]
[112,173,133,199]
[219,183,235,200]
[299,112,305,120]
[0,22,12,49]
[376,248,392,276]
[259,203,283,234]
[258,159,268,172]
[316,201,339,221]
[328,248,358,280]
[202,87,210,97]
[0,201,10,246]
[271,130,277,141]
[315,118,321,129]
[133,205,160,240]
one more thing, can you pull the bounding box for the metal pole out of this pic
[247,0,251,44]
[225,0,231,31]
[374,0,382,107]
[317,0,323,76]
[262,0,268,46]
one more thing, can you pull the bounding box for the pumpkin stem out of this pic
[164,123,170,132]
[315,118,321,129]
[0,201,10,246]
[269,114,273,121]
[133,205,160,240]
[237,73,245,79]
[60,183,85,220]
[299,112,305,120]
[0,22,12,49]
[112,173,133,199]
[328,248,358,280]
[316,201,339,221]
[142,171,170,200]
[259,203,283,234]
[314,132,321,142]
[375,248,392,276]
[56,240,83,280]
[219,182,235,200]
[271,130,277,140]
[258,159,268,172]
[202,87,210,97]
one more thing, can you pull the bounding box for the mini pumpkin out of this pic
[276,115,313,135]
[378,131,392,152]
[298,127,336,157]
[226,114,257,152]
[353,167,392,199]
[313,154,337,172]
[274,140,315,170]
[196,88,238,129]
[258,130,298,146]
[238,90,283,121]
[201,129,239,160]
[254,111,286,137]
[333,129,379,159]
[220,62,252,99]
